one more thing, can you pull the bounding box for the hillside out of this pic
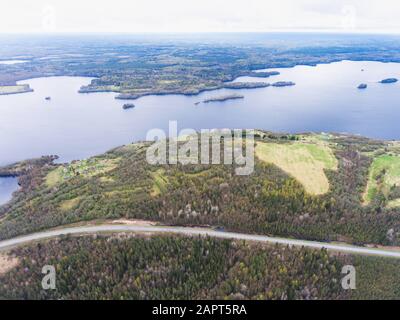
[1,131,400,248]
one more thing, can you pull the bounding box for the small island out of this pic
[195,94,244,105]
[122,103,135,110]
[272,81,296,87]
[45,96,51,101]
[380,78,398,84]
[358,84,368,89]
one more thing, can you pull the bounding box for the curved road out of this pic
[1,225,400,259]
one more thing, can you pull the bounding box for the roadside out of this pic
[1,221,400,259]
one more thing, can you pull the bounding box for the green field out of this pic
[60,197,82,211]
[255,141,338,195]
[364,155,400,205]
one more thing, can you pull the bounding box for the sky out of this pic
[1,0,400,33]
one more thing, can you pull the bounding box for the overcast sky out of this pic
[1,0,400,33]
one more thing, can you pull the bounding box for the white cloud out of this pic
[1,0,400,33]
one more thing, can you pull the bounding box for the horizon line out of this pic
[1,29,400,36]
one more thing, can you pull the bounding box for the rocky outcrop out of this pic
[122,103,135,110]
[358,84,368,89]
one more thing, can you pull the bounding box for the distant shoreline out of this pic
[2,59,399,100]
[44,59,400,100]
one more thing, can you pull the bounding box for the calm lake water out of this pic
[0,177,19,205]
[1,60,400,169]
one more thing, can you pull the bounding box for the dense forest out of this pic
[1,132,400,247]
[1,234,399,300]
[0,235,348,300]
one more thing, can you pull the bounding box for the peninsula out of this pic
[272,81,296,87]
[223,82,270,90]
[114,82,271,100]
[246,71,280,78]
[0,84,33,95]
[195,94,244,105]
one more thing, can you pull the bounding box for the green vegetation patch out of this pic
[150,169,169,197]
[60,197,82,211]
[255,141,338,195]
[351,256,400,300]
[388,199,400,209]
[364,155,400,205]
[46,158,120,187]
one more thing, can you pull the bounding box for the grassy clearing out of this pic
[150,169,168,197]
[104,188,147,200]
[300,133,335,144]
[60,197,82,211]
[45,158,120,187]
[256,142,338,195]
[0,253,19,276]
[45,167,64,187]
[387,199,400,209]
[364,155,400,205]
[99,176,115,184]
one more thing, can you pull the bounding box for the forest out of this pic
[1,234,399,300]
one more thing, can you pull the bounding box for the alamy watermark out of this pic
[341,265,356,290]
[146,121,255,176]
[42,5,57,32]
[41,265,56,290]
[341,5,357,30]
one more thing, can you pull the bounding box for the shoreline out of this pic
[0,58,399,167]
[0,131,387,171]
[4,58,400,98]
[0,89,33,96]
[65,58,400,100]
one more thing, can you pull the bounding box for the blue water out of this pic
[0,60,400,169]
[0,177,19,206]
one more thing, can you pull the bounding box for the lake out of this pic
[0,177,19,206]
[1,60,400,169]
